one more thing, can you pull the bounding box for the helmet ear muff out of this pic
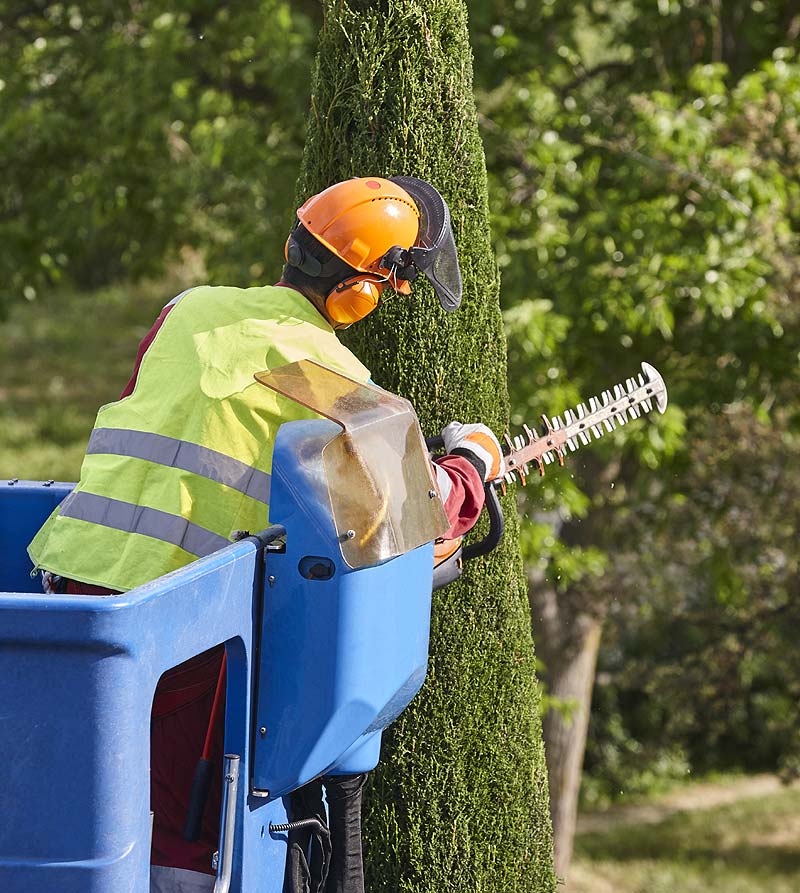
[285,227,324,277]
[325,276,385,325]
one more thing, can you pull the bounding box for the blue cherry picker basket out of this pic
[0,361,446,892]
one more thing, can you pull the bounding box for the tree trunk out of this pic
[295,2,556,891]
[533,586,605,881]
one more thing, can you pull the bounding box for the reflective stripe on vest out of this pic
[59,491,230,558]
[87,428,271,504]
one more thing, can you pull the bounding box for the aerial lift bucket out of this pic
[0,361,446,893]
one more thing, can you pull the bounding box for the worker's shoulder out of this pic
[167,284,336,336]
[166,283,295,318]
[174,283,308,309]
[175,283,286,301]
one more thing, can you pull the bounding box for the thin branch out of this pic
[710,0,724,64]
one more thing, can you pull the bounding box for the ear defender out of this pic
[285,228,324,277]
[285,222,390,325]
[325,277,385,325]
[284,233,301,267]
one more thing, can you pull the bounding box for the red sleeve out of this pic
[433,455,486,539]
[119,302,176,398]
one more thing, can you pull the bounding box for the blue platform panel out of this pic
[254,420,435,797]
[0,479,74,593]
[0,490,289,892]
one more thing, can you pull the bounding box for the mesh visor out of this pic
[389,176,462,311]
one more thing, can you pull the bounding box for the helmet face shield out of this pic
[389,176,463,311]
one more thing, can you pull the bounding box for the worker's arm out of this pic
[432,455,486,539]
[433,422,506,539]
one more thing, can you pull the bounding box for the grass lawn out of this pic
[0,279,189,481]
[568,785,800,893]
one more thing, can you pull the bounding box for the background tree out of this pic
[589,402,800,796]
[0,1,319,315]
[294,1,556,891]
[471,0,800,874]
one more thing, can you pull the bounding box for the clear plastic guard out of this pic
[254,360,448,568]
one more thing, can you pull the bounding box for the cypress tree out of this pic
[295,2,556,890]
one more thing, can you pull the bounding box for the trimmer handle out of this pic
[426,435,505,566]
[463,483,504,561]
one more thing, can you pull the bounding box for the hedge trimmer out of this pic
[500,361,668,486]
[429,361,669,588]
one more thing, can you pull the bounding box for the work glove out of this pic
[441,421,505,483]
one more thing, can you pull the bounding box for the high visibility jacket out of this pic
[29,285,370,591]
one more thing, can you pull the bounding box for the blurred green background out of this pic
[2,2,798,888]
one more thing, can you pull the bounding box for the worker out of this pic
[28,176,505,893]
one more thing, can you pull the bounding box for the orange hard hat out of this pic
[286,176,463,319]
[297,177,420,294]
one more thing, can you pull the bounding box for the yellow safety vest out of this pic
[29,285,370,591]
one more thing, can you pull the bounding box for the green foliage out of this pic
[580,686,691,807]
[583,0,800,88]
[0,2,318,315]
[595,407,800,780]
[297,2,555,890]
[471,0,800,798]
